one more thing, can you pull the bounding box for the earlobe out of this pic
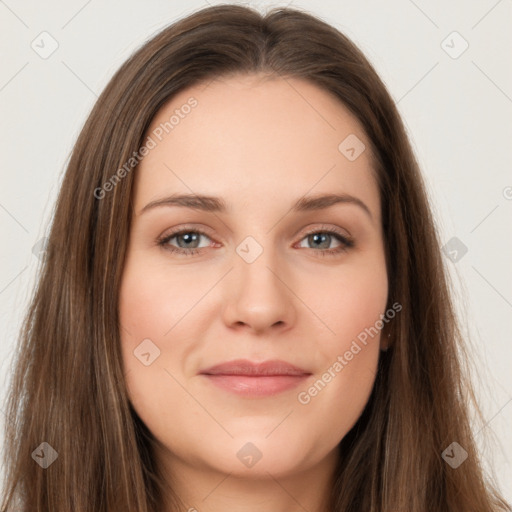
[380,332,391,351]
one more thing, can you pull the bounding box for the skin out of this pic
[119,73,388,512]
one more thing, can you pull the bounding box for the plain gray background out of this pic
[1,0,511,500]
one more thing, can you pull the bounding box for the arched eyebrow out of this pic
[139,192,372,220]
[293,193,372,219]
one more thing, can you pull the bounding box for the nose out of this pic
[221,245,297,335]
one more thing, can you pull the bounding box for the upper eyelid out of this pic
[160,225,216,242]
[161,223,350,235]
[160,224,352,245]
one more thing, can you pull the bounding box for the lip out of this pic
[199,359,312,397]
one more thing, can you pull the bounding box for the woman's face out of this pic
[119,74,388,481]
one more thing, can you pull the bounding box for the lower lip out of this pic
[202,374,310,397]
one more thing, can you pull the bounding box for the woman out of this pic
[1,4,510,511]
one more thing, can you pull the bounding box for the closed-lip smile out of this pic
[199,359,312,397]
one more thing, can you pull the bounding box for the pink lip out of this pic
[199,359,312,397]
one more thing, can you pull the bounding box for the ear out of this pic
[380,331,391,351]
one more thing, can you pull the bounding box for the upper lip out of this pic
[200,359,311,376]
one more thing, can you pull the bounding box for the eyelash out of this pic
[156,225,354,258]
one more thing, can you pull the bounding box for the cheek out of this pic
[118,259,192,435]
[118,253,206,343]
[296,260,387,438]
[119,275,166,338]
[310,258,389,348]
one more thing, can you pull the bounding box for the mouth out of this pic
[199,359,312,398]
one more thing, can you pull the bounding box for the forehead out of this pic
[133,73,380,217]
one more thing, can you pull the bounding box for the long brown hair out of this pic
[1,4,509,511]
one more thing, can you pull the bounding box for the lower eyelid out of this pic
[159,228,353,253]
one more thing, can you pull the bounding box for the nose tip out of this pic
[222,257,296,334]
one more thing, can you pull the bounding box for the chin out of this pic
[194,433,323,479]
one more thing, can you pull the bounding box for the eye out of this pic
[157,229,214,256]
[157,225,354,257]
[296,227,354,257]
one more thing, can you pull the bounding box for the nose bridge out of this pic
[235,235,286,303]
[237,240,280,293]
[222,234,295,332]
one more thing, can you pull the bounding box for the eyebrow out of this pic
[139,192,372,219]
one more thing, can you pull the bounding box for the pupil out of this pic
[178,232,199,248]
[310,233,329,249]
